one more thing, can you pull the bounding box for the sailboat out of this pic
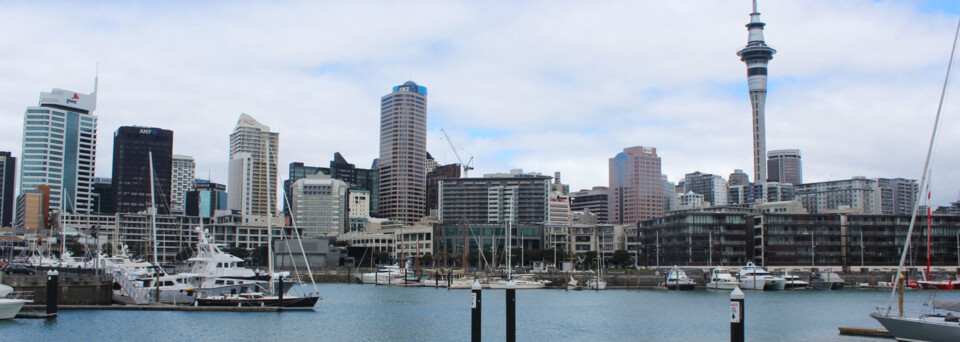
[586,228,606,290]
[487,221,548,289]
[196,138,320,308]
[870,17,960,342]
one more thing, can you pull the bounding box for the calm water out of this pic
[3,284,959,341]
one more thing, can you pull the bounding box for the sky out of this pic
[1,0,959,205]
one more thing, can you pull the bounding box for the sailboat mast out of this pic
[149,151,158,265]
[886,18,960,315]
[266,140,275,295]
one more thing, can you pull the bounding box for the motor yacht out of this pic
[661,266,697,291]
[781,271,810,290]
[706,267,739,290]
[737,262,786,290]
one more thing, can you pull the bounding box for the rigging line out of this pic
[282,180,319,294]
[886,17,960,316]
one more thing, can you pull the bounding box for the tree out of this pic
[419,253,433,266]
[612,250,633,268]
[224,247,250,260]
[583,251,597,270]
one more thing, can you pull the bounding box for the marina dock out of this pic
[23,304,312,312]
[838,326,894,339]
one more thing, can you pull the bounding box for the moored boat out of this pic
[0,284,31,320]
[781,271,810,290]
[706,267,739,290]
[660,266,697,291]
[738,262,786,290]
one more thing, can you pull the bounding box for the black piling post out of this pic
[471,280,482,342]
[506,280,516,342]
[730,287,744,342]
[278,277,284,302]
[46,270,59,315]
[448,269,452,290]
[155,267,161,303]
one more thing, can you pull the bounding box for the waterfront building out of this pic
[284,153,379,218]
[228,114,279,217]
[392,222,435,262]
[185,181,227,217]
[737,0,776,183]
[170,155,195,210]
[58,212,211,262]
[727,182,795,205]
[19,86,98,214]
[426,163,460,216]
[14,185,50,230]
[378,81,428,224]
[683,171,728,206]
[767,149,802,185]
[273,237,349,269]
[543,223,616,259]
[0,152,15,227]
[291,176,348,237]
[877,178,918,216]
[608,146,663,224]
[112,126,173,214]
[437,175,550,225]
[728,169,750,187]
[757,213,960,268]
[570,187,609,224]
[92,177,113,214]
[638,207,755,267]
[795,177,881,214]
[338,231,396,256]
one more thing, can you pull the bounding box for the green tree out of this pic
[419,253,433,266]
[612,250,633,268]
[583,251,597,270]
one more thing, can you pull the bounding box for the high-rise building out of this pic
[186,181,227,217]
[570,187,609,224]
[291,176,348,237]
[171,155,196,210]
[112,126,173,214]
[767,149,802,185]
[349,190,370,218]
[437,175,550,225]
[662,175,677,211]
[227,114,279,217]
[737,1,776,183]
[795,177,880,214]
[426,163,460,215]
[15,185,50,230]
[728,169,750,187]
[0,152,16,227]
[92,177,113,214]
[608,146,664,224]
[19,86,98,214]
[728,182,795,205]
[378,81,428,224]
[283,153,379,217]
[683,171,728,206]
[877,178,918,216]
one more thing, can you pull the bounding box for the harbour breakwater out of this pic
[1,273,112,305]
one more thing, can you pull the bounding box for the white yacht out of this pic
[586,278,607,290]
[706,267,740,290]
[488,274,549,289]
[781,271,810,290]
[0,284,31,320]
[737,262,786,290]
[185,227,272,296]
[661,266,697,291]
[358,265,404,284]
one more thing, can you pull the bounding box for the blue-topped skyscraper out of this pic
[378,81,428,224]
[736,0,776,184]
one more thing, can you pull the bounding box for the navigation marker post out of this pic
[471,280,482,342]
[730,286,744,342]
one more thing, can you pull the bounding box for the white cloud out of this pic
[0,0,958,205]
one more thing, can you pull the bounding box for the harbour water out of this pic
[3,284,959,341]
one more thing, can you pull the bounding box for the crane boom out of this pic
[439,128,474,177]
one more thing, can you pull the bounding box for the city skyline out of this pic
[1,1,959,205]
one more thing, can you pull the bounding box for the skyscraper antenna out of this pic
[93,62,100,109]
[752,0,758,13]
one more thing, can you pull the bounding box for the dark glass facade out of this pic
[283,153,379,218]
[111,126,173,214]
[0,152,15,227]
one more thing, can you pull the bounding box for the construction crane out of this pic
[440,128,474,177]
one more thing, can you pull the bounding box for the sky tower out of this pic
[737,0,776,183]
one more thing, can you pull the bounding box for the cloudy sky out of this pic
[1,0,959,205]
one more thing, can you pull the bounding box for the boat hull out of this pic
[918,281,956,291]
[0,299,28,320]
[663,283,697,291]
[740,277,786,291]
[871,312,960,342]
[706,281,739,290]
[196,296,320,308]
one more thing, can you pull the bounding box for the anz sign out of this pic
[139,128,158,135]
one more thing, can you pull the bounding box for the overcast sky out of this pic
[1,0,959,205]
